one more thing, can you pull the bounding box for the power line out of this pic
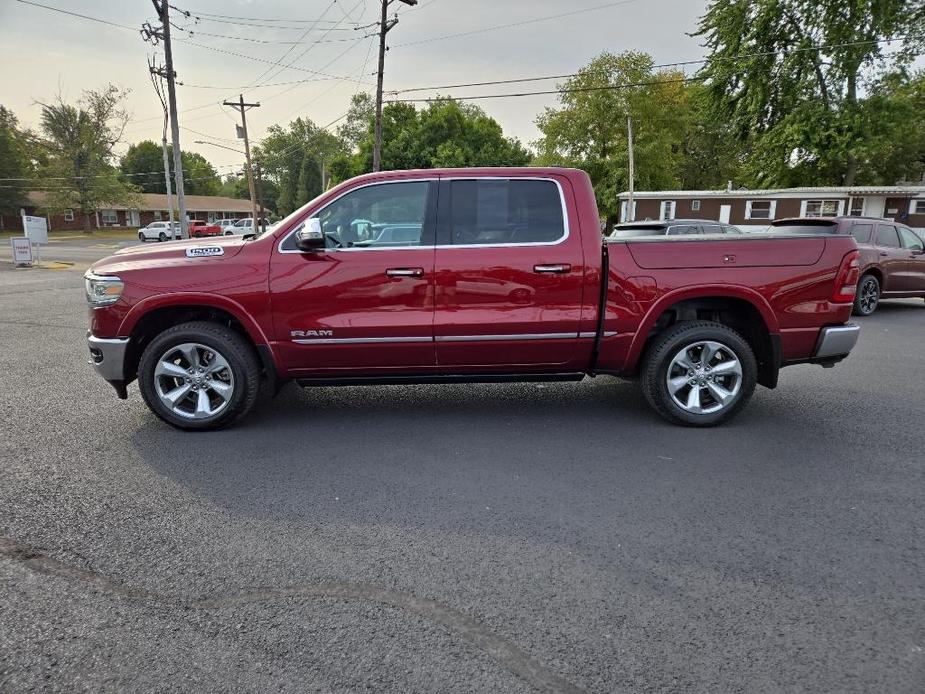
[175,8,358,24]
[387,76,703,103]
[172,28,369,44]
[14,0,136,31]
[235,0,339,91]
[247,0,366,91]
[389,34,921,96]
[393,0,647,48]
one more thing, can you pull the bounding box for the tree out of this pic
[678,84,746,190]
[0,106,31,230]
[37,85,139,231]
[255,117,346,216]
[534,51,689,229]
[337,92,375,152]
[850,70,925,184]
[345,98,530,178]
[120,141,221,195]
[695,0,925,186]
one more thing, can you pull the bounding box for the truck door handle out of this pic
[385,267,424,278]
[879,252,888,257]
[533,264,571,274]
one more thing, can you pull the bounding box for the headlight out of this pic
[84,272,124,306]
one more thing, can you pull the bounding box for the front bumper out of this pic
[87,332,130,398]
[813,323,860,360]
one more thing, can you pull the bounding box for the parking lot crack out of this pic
[0,535,585,694]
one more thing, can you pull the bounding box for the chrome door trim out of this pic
[435,176,570,249]
[291,332,600,345]
[292,336,434,345]
[277,178,438,254]
[435,333,576,342]
[277,176,571,253]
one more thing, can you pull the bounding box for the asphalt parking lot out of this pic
[1,243,923,693]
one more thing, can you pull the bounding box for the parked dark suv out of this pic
[610,219,743,238]
[770,217,925,315]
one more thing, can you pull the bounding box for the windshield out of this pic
[770,220,838,235]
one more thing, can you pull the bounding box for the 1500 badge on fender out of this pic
[185,246,224,258]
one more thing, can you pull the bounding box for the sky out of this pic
[0,0,708,175]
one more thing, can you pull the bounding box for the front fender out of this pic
[118,292,271,347]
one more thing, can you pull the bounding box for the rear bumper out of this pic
[87,332,130,398]
[813,323,860,359]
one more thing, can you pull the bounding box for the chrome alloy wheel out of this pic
[858,277,879,314]
[666,340,743,415]
[153,342,234,420]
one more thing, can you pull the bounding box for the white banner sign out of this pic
[10,237,33,266]
[22,215,49,244]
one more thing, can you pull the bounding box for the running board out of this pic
[296,373,586,388]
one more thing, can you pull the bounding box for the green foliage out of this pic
[696,0,925,185]
[0,106,31,226]
[336,92,374,151]
[534,51,690,225]
[119,141,221,195]
[254,117,346,216]
[344,99,530,177]
[37,85,139,230]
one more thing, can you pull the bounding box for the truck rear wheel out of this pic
[137,321,260,431]
[641,321,757,427]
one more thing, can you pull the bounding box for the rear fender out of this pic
[622,285,779,372]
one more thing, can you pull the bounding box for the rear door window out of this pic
[701,224,723,235]
[446,179,565,245]
[850,224,873,243]
[876,225,901,248]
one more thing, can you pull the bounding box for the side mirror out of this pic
[295,218,325,251]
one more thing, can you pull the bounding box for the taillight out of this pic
[832,250,860,303]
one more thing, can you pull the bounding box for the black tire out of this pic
[224,230,233,236]
[138,232,146,242]
[640,320,757,427]
[158,232,167,242]
[853,274,880,316]
[137,321,261,431]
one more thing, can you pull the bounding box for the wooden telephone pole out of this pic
[144,1,189,238]
[222,95,261,232]
[373,0,417,172]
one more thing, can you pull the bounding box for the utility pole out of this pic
[254,161,266,235]
[147,60,176,236]
[626,114,635,223]
[373,0,417,172]
[222,95,261,232]
[144,1,189,238]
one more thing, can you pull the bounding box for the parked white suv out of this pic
[215,219,239,235]
[232,218,270,235]
[138,221,180,242]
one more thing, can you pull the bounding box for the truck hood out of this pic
[90,236,249,275]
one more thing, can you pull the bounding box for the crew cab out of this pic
[188,219,222,238]
[85,168,861,430]
[770,216,925,315]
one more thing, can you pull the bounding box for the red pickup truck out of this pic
[187,219,222,238]
[85,168,861,430]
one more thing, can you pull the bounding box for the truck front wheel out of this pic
[641,321,757,427]
[137,321,261,431]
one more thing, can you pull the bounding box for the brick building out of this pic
[20,191,253,231]
[618,186,925,232]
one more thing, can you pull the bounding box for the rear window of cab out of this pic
[770,221,838,235]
